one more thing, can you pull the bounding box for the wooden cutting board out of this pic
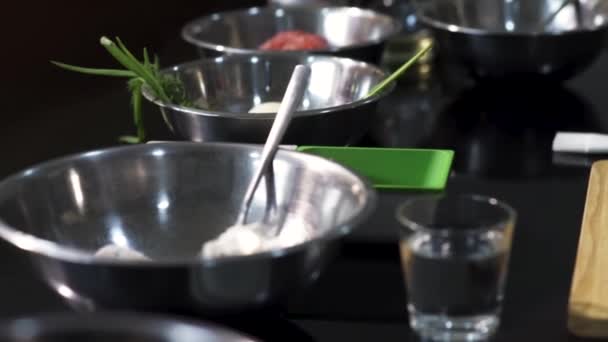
[569,160,608,337]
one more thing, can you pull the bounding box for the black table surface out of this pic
[2,32,608,341]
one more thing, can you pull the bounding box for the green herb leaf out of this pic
[143,48,151,68]
[153,55,160,71]
[113,37,170,102]
[119,135,141,144]
[128,78,145,142]
[99,37,163,99]
[99,37,145,74]
[366,43,433,98]
[51,61,136,77]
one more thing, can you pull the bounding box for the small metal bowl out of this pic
[415,0,608,80]
[0,313,258,341]
[143,54,393,145]
[181,6,402,63]
[0,142,375,313]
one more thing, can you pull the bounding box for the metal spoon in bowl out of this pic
[537,0,583,32]
[237,64,311,226]
[200,65,311,258]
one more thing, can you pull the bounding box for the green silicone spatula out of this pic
[295,146,454,191]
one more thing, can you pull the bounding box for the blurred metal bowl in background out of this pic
[269,0,353,5]
[0,143,375,313]
[415,0,608,80]
[0,313,258,341]
[268,0,427,34]
[181,6,402,63]
[143,55,393,145]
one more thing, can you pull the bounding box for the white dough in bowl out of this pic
[200,218,314,259]
[94,244,150,261]
[248,101,282,114]
[200,223,266,259]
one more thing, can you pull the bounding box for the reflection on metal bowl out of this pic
[181,6,402,64]
[415,0,608,80]
[142,54,393,145]
[0,143,376,313]
[0,313,259,342]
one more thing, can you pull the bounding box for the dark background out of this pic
[2,1,263,124]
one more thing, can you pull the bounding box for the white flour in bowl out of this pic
[248,101,282,114]
[93,219,314,261]
[200,219,313,259]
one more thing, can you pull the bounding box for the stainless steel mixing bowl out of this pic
[181,6,402,63]
[142,54,393,145]
[0,142,375,313]
[0,313,258,341]
[415,0,608,80]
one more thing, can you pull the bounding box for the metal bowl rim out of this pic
[181,5,403,54]
[0,312,260,341]
[414,0,608,37]
[0,142,377,267]
[141,54,395,119]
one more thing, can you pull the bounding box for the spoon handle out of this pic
[538,0,571,31]
[239,64,311,224]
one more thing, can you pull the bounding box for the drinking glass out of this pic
[396,194,516,341]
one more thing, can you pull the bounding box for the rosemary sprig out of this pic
[51,36,188,143]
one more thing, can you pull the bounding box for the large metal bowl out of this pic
[0,142,375,313]
[0,313,258,341]
[415,0,608,80]
[143,54,393,145]
[181,6,402,63]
